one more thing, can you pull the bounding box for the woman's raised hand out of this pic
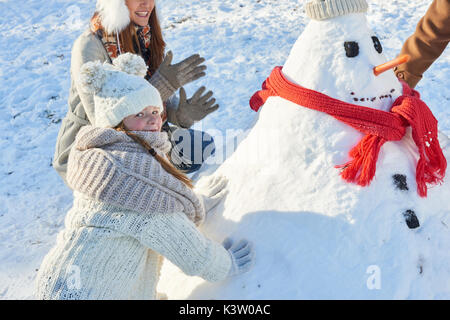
[159,51,206,88]
[150,51,206,102]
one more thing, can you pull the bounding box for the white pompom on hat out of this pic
[96,0,130,34]
[305,0,368,20]
[79,53,163,128]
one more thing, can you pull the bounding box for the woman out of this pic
[53,0,218,184]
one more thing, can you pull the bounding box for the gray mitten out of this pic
[168,87,219,128]
[223,238,255,277]
[149,51,206,102]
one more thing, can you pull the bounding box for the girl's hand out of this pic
[222,238,255,277]
[194,175,229,215]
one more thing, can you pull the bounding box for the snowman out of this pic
[158,0,450,299]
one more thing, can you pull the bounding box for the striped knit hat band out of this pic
[305,0,368,20]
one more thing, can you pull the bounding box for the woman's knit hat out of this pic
[305,0,368,20]
[79,53,163,128]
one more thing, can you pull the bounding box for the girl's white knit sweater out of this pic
[35,127,231,300]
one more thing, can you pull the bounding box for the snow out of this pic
[282,13,404,111]
[0,0,449,300]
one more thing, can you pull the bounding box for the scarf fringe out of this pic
[416,136,447,197]
[336,135,386,187]
[393,90,447,197]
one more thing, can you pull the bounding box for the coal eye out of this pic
[344,41,359,58]
[372,36,383,53]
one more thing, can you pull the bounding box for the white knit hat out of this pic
[79,53,163,128]
[305,0,368,20]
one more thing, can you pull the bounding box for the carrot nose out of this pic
[373,54,410,76]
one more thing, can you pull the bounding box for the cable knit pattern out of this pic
[35,127,231,300]
[35,193,231,300]
[66,126,205,225]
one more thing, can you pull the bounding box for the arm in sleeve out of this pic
[134,211,231,282]
[71,32,110,123]
[395,0,450,88]
[66,146,204,224]
[148,70,178,103]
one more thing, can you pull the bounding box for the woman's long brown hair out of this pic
[94,8,165,74]
[115,122,193,189]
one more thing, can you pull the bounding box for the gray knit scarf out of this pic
[66,126,205,225]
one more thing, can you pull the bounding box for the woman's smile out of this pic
[126,0,155,26]
[135,11,149,18]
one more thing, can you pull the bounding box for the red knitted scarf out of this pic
[250,66,447,197]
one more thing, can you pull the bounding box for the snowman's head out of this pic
[282,1,404,111]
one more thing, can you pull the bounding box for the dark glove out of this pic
[168,87,219,128]
[149,51,206,102]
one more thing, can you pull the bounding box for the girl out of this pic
[36,54,254,300]
[53,0,219,184]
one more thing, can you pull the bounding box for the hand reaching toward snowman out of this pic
[194,175,229,217]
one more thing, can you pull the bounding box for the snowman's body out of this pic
[158,13,450,299]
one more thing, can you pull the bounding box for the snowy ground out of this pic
[0,0,448,299]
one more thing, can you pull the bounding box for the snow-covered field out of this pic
[0,0,448,300]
